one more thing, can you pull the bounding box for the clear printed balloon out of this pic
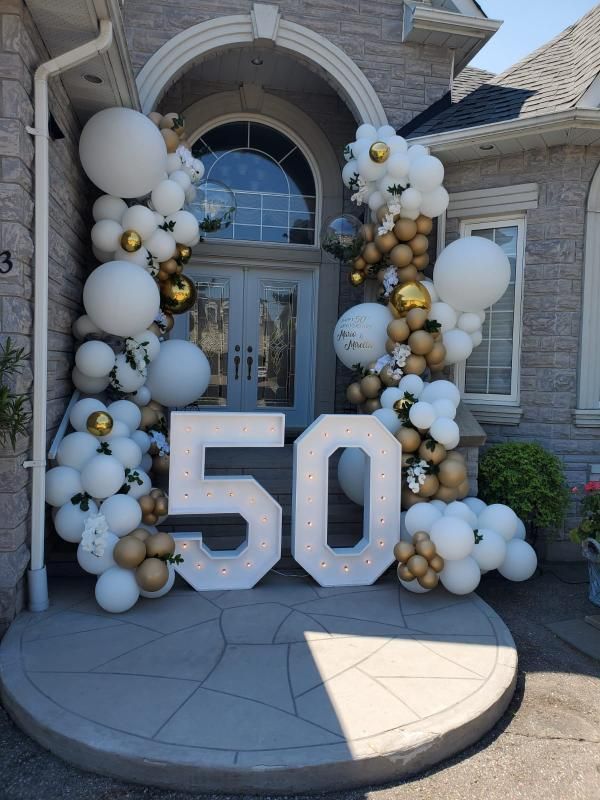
[187,179,236,233]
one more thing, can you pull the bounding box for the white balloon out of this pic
[399,577,431,593]
[404,502,442,536]
[92,195,127,223]
[72,367,110,394]
[95,566,140,612]
[398,374,424,398]
[434,237,511,312]
[70,398,106,432]
[333,303,392,370]
[429,417,460,448]
[151,179,185,216]
[130,386,152,407]
[166,153,183,172]
[144,228,177,262]
[377,124,396,139]
[337,448,367,506]
[372,407,401,434]
[498,539,537,581]
[429,301,457,332]
[45,466,83,507]
[444,501,478,527]
[100,494,142,537]
[463,497,487,516]
[57,432,101,470]
[145,339,210,407]
[432,398,456,420]
[83,261,160,338]
[386,135,408,154]
[80,455,125,499]
[458,312,482,334]
[111,354,147,393]
[368,190,385,210]
[514,517,527,540]
[408,155,444,193]
[386,153,410,180]
[80,108,167,198]
[443,329,474,365]
[356,124,377,140]
[407,144,429,161]
[128,330,160,361]
[121,205,159,240]
[124,468,152,500]
[380,387,404,409]
[440,556,481,595]
[78,532,119,575]
[420,380,461,407]
[168,169,192,192]
[55,499,99,543]
[130,430,151,453]
[342,159,360,188]
[400,187,422,210]
[164,210,199,246]
[473,528,507,572]
[409,401,435,430]
[107,437,142,469]
[100,419,131,442]
[478,504,519,541]
[107,400,142,432]
[91,219,123,253]
[92,245,113,263]
[419,186,449,218]
[420,279,438,302]
[430,516,474,560]
[74,340,115,378]
[429,499,447,513]
[470,330,483,348]
[141,453,153,472]
[72,314,103,340]
[113,245,151,268]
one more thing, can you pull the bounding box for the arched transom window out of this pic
[192,121,317,245]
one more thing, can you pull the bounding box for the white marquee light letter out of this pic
[292,414,402,586]
[168,412,285,590]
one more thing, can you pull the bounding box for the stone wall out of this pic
[0,1,91,631]
[444,144,600,551]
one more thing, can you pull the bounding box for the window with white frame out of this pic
[455,217,525,404]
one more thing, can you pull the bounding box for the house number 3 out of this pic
[0,251,13,274]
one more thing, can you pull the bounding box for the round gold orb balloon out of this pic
[145,532,176,559]
[369,141,390,164]
[418,568,439,590]
[136,557,169,592]
[176,243,192,263]
[394,541,415,563]
[159,273,197,315]
[120,229,142,252]
[349,270,366,287]
[113,535,147,569]
[406,554,429,578]
[86,411,113,437]
[154,496,169,517]
[390,281,431,317]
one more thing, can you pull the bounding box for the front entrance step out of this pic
[0,573,517,794]
[547,618,600,660]
[585,614,600,630]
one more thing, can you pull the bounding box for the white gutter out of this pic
[24,20,113,613]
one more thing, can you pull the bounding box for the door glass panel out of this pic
[189,279,230,406]
[256,281,298,408]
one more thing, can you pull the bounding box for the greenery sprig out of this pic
[0,337,31,450]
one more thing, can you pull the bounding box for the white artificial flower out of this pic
[351,176,370,206]
[149,429,170,456]
[81,513,109,556]
[378,213,395,235]
[383,266,399,297]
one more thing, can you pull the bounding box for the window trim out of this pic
[454,214,526,408]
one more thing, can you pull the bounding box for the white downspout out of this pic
[25,20,113,612]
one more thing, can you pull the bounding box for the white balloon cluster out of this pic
[342,124,449,220]
[379,377,460,447]
[400,499,536,595]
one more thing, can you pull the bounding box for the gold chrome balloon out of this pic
[176,243,192,263]
[120,229,142,252]
[349,270,366,287]
[86,411,113,437]
[369,141,390,163]
[159,273,197,314]
[390,280,431,317]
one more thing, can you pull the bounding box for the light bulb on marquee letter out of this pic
[168,412,285,590]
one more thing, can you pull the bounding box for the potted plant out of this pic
[570,481,600,607]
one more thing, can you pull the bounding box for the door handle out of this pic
[247,355,253,380]
[234,355,240,380]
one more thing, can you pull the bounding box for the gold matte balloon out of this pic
[379,364,400,387]
[394,541,415,563]
[360,374,382,399]
[415,538,437,561]
[346,382,366,404]
[359,223,376,243]
[353,256,367,273]
[142,512,159,525]
[120,229,142,252]
[176,243,192,263]
[419,474,440,498]
[429,554,445,573]
[418,568,439,590]
[138,495,155,514]
[387,318,410,343]
[404,353,427,375]
[152,454,171,474]
[86,411,113,437]
[412,531,430,544]
[369,141,390,163]
[139,406,158,430]
[349,270,366,287]
[412,253,430,271]
[408,233,429,256]
[136,557,169,592]
[374,231,398,254]
[145,532,176,559]
[419,439,446,466]
[407,554,429,578]
[457,478,471,499]
[385,337,397,355]
[397,562,415,582]
[390,281,431,317]
[160,274,197,315]
[406,307,429,331]
[163,312,175,332]
[161,128,180,153]
[395,426,422,453]
[415,214,433,235]
[408,330,434,356]
[150,487,164,498]
[362,242,382,265]
[390,243,413,269]
[393,218,418,242]
[397,265,419,283]
[161,258,178,275]
[433,484,459,503]
[401,487,426,508]
[363,397,382,413]
[113,535,147,569]
[131,528,150,542]
[426,342,447,365]
[438,459,467,488]
[153,497,169,517]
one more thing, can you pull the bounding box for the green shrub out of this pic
[478,442,569,535]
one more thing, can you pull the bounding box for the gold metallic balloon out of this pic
[415,214,433,235]
[362,241,382,265]
[159,273,197,314]
[136,557,169,592]
[418,568,439,590]
[374,231,398,254]
[349,270,366,287]
[433,484,459,503]
[113,535,147,569]
[86,411,113,437]
[139,495,155,514]
[429,554,445,573]
[418,440,446,466]
[120,229,142,252]
[145,532,176,559]
[369,141,390,163]
[404,353,427,375]
[389,244,413,269]
[390,281,431,317]
[139,406,158,430]
[401,487,426,508]
[142,512,159,525]
[407,554,429,578]
[397,562,415,582]
[394,541,415,563]
[176,243,192,263]
[153,496,169,517]
[408,233,429,256]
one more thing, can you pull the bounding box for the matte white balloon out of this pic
[80,108,167,198]
[386,153,410,180]
[420,279,438,303]
[45,466,83,507]
[95,566,140,612]
[372,407,402,434]
[337,447,367,506]
[144,228,177,262]
[57,432,101,470]
[75,340,115,378]
[443,329,474,365]
[409,401,435,430]
[444,500,478,527]
[440,556,481,595]
[458,312,482,334]
[92,195,127,223]
[463,496,487,516]
[124,468,152,499]
[333,303,392,369]
[400,187,422,210]
[54,499,99,543]
[130,386,152,407]
[430,516,474,560]
[151,179,185,216]
[100,419,130,441]
[433,236,511,312]
[380,387,404,409]
[164,210,199,246]
[420,380,461,407]
[83,261,160,337]
[169,169,192,192]
[121,205,159,240]
[100,494,142,537]
[72,314,104,340]
[368,190,385,210]
[130,430,151,453]
[471,330,483,348]
[91,219,123,252]
[107,400,142,432]
[398,374,424,398]
[166,153,183,172]
[429,417,460,448]
[342,159,360,188]
[478,504,519,541]
[429,301,457,332]
[70,398,106,432]
[92,246,113,263]
[356,124,377,140]
[72,367,110,394]
[432,398,456,420]
[514,517,527,540]
[377,124,396,139]
[107,437,142,469]
[145,339,210,407]
[77,532,119,575]
[419,186,449,218]
[408,155,444,193]
[407,144,429,161]
[111,354,147,393]
[113,246,151,267]
[80,455,125,500]
[404,502,442,536]
[386,135,408,154]
[473,528,507,572]
[141,453,153,472]
[429,499,447,513]
[498,539,537,581]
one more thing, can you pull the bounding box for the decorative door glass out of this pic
[256,281,298,408]
[188,278,231,406]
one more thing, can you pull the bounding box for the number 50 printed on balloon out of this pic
[169,412,402,590]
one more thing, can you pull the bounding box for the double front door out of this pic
[173,265,316,427]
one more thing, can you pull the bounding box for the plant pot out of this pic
[582,538,600,607]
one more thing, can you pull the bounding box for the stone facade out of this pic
[0,1,91,632]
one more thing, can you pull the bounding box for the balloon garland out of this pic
[330,123,538,594]
[45,107,234,612]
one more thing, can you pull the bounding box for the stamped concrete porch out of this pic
[0,572,516,794]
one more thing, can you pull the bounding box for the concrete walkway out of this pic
[0,573,516,794]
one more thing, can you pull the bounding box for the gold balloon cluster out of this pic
[349,213,433,287]
[113,528,176,592]
[400,449,470,509]
[86,411,113,437]
[148,110,187,153]
[138,487,169,526]
[394,531,444,590]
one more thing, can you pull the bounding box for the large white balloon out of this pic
[420,380,460,407]
[419,186,449,218]
[429,417,460,449]
[440,556,481,595]
[151,179,185,216]
[83,261,160,338]
[100,494,143,537]
[54,499,99,543]
[333,303,392,369]
[80,455,125,500]
[79,108,167,198]
[337,448,367,506]
[431,398,456,421]
[56,432,100,471]
[70,398,106,432]
[398,374,424,397]
[444,501,478,528]
[45,466,83,507]
[433,237,511,313]
[429,516,474,560]
[95,566,140,612]
[472,528,507,572]
[463,496,487,516]
[404,502,442,536]
[164,210,199,246]
[74,340,115,378]
[408,155,444,193]
[498,539,537,581]
[77,532,119,575]
[145,339,210,407]
[478,504,519,541]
